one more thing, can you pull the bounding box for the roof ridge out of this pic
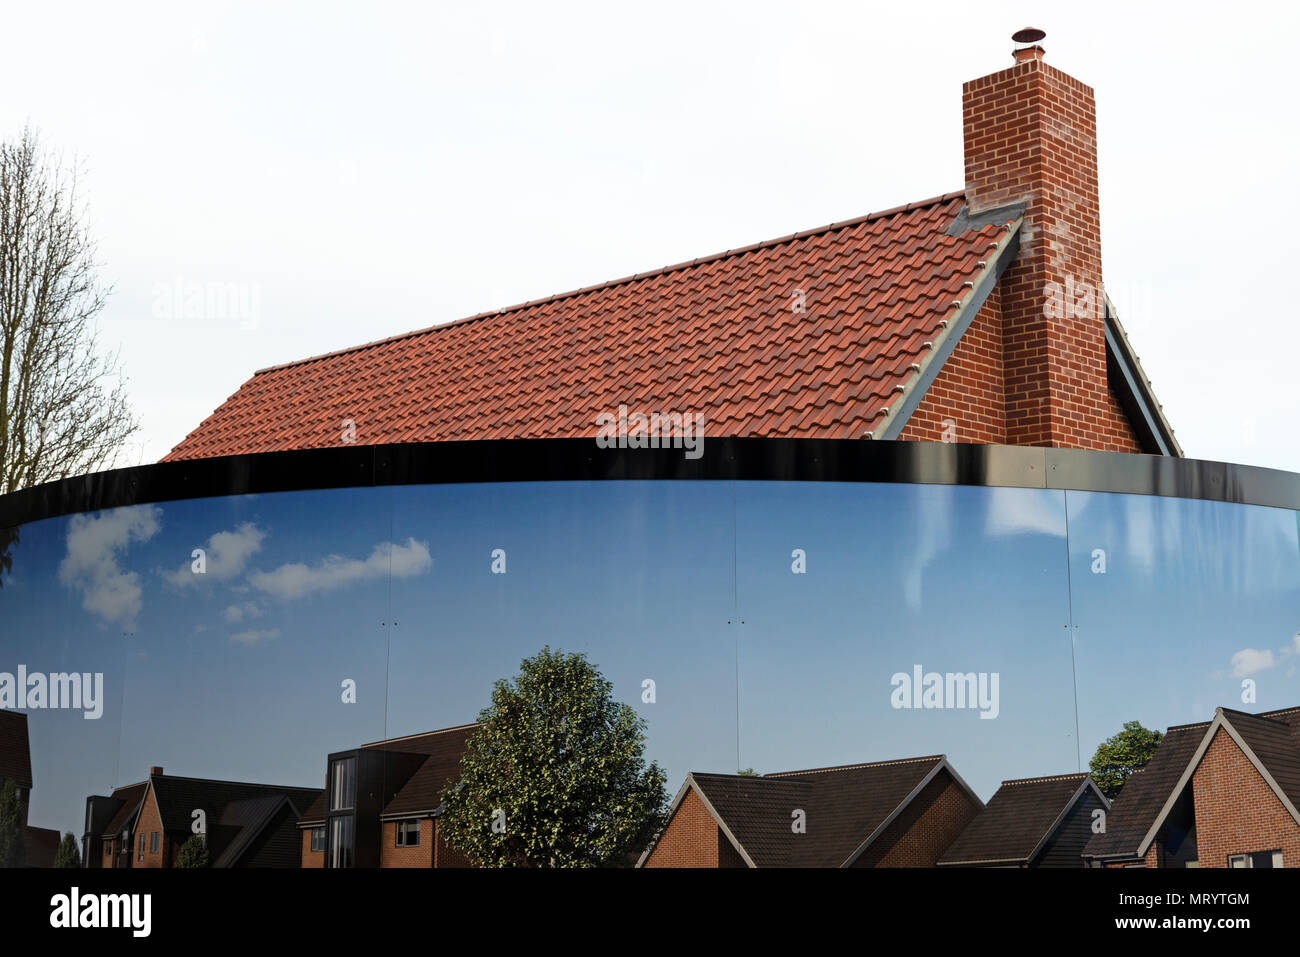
[252,191,967,377]
[1255,705,1300,718]
[1000,772,1088,786]
[359,722,481,749]
[764,754,944,779]
[151,772,319,791]
[1219,706,1294,728]
[1165,719,1213,732]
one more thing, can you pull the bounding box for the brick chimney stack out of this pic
[964,31,1114,448]
[150,766,164,776]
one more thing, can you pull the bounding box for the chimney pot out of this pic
[1013,45,1046,63]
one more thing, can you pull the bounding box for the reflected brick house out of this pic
[1083,706,1300,868]
[639,755,981,868]
[0,710,60,867]
[937,772,1108,868]
[83,767,320,868]
[299,723,476,868]
[83,780,148,868]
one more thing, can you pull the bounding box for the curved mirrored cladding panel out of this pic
[111,490,392,793]
[1066,491,1300,749]
[0,512,128,847]
[1,437,1297,858]
[734,481,1077,800]
[385,480,739,788]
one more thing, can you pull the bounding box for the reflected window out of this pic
[330,757,356,811]
[1229,850,1281,868]
[395,819,420,847]
[329,816,354,868]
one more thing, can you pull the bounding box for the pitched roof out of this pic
[937,772,1101,866]
[148,772,321,835]
[657,754,975,867]
[24,825,61,867]
[687,772,813,867]
[210,795,298,868]
[376,724,477,818]
[99,781,149,838]
[0,710,33,788]
[297,723,480,826]
[1080,722,1207,861]
[297,791,327,827]
[1083,705,1300,861]
[163,194,1023,460]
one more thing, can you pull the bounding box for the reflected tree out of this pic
[0,524,16,588]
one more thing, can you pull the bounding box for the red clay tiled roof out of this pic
[164,192,1016,461]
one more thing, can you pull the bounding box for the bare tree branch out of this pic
[0,127,138,494]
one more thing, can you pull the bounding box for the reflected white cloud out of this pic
[222,602,261,623]
[902,487,953,610]
[58,506,162,626]
[164,522,265,586]
[249,537,432,601]
[1231,648,1275,677]
[984,487,1066,539]
[229,628,279,646]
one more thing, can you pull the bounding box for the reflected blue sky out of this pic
[1,480,1296,838]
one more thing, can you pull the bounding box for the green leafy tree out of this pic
[0,779,25,867]
[1090,720,1163,799]
[53,832,81,868]
[737,768,759,777]
[175,834,209,868]
[439,646,668,867]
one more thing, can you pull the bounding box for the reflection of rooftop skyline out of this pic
[1,480,1296,843]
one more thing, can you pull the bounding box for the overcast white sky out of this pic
[2,1,1297,472]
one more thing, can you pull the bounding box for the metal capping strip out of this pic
[874,216,1023,440]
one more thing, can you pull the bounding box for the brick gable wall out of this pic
[851,770,981,867]
[902,290,1006,444]
[1192,727,1300,868]
[135,786,165,868]
[643,786,722,868]
[899,284,1142,449]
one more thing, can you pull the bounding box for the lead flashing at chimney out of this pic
[873,214,1023,441]
[945,201,1027,238]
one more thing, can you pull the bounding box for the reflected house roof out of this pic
[163,194,1025,460]
[937,772,1107,866]
[642,754,981,867]
[0,710,33,789]
[24,825,60,867]
[90,780,150,839]
[298,723,479,826]
[1083,705,1300,862]
[147,772,322,836]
